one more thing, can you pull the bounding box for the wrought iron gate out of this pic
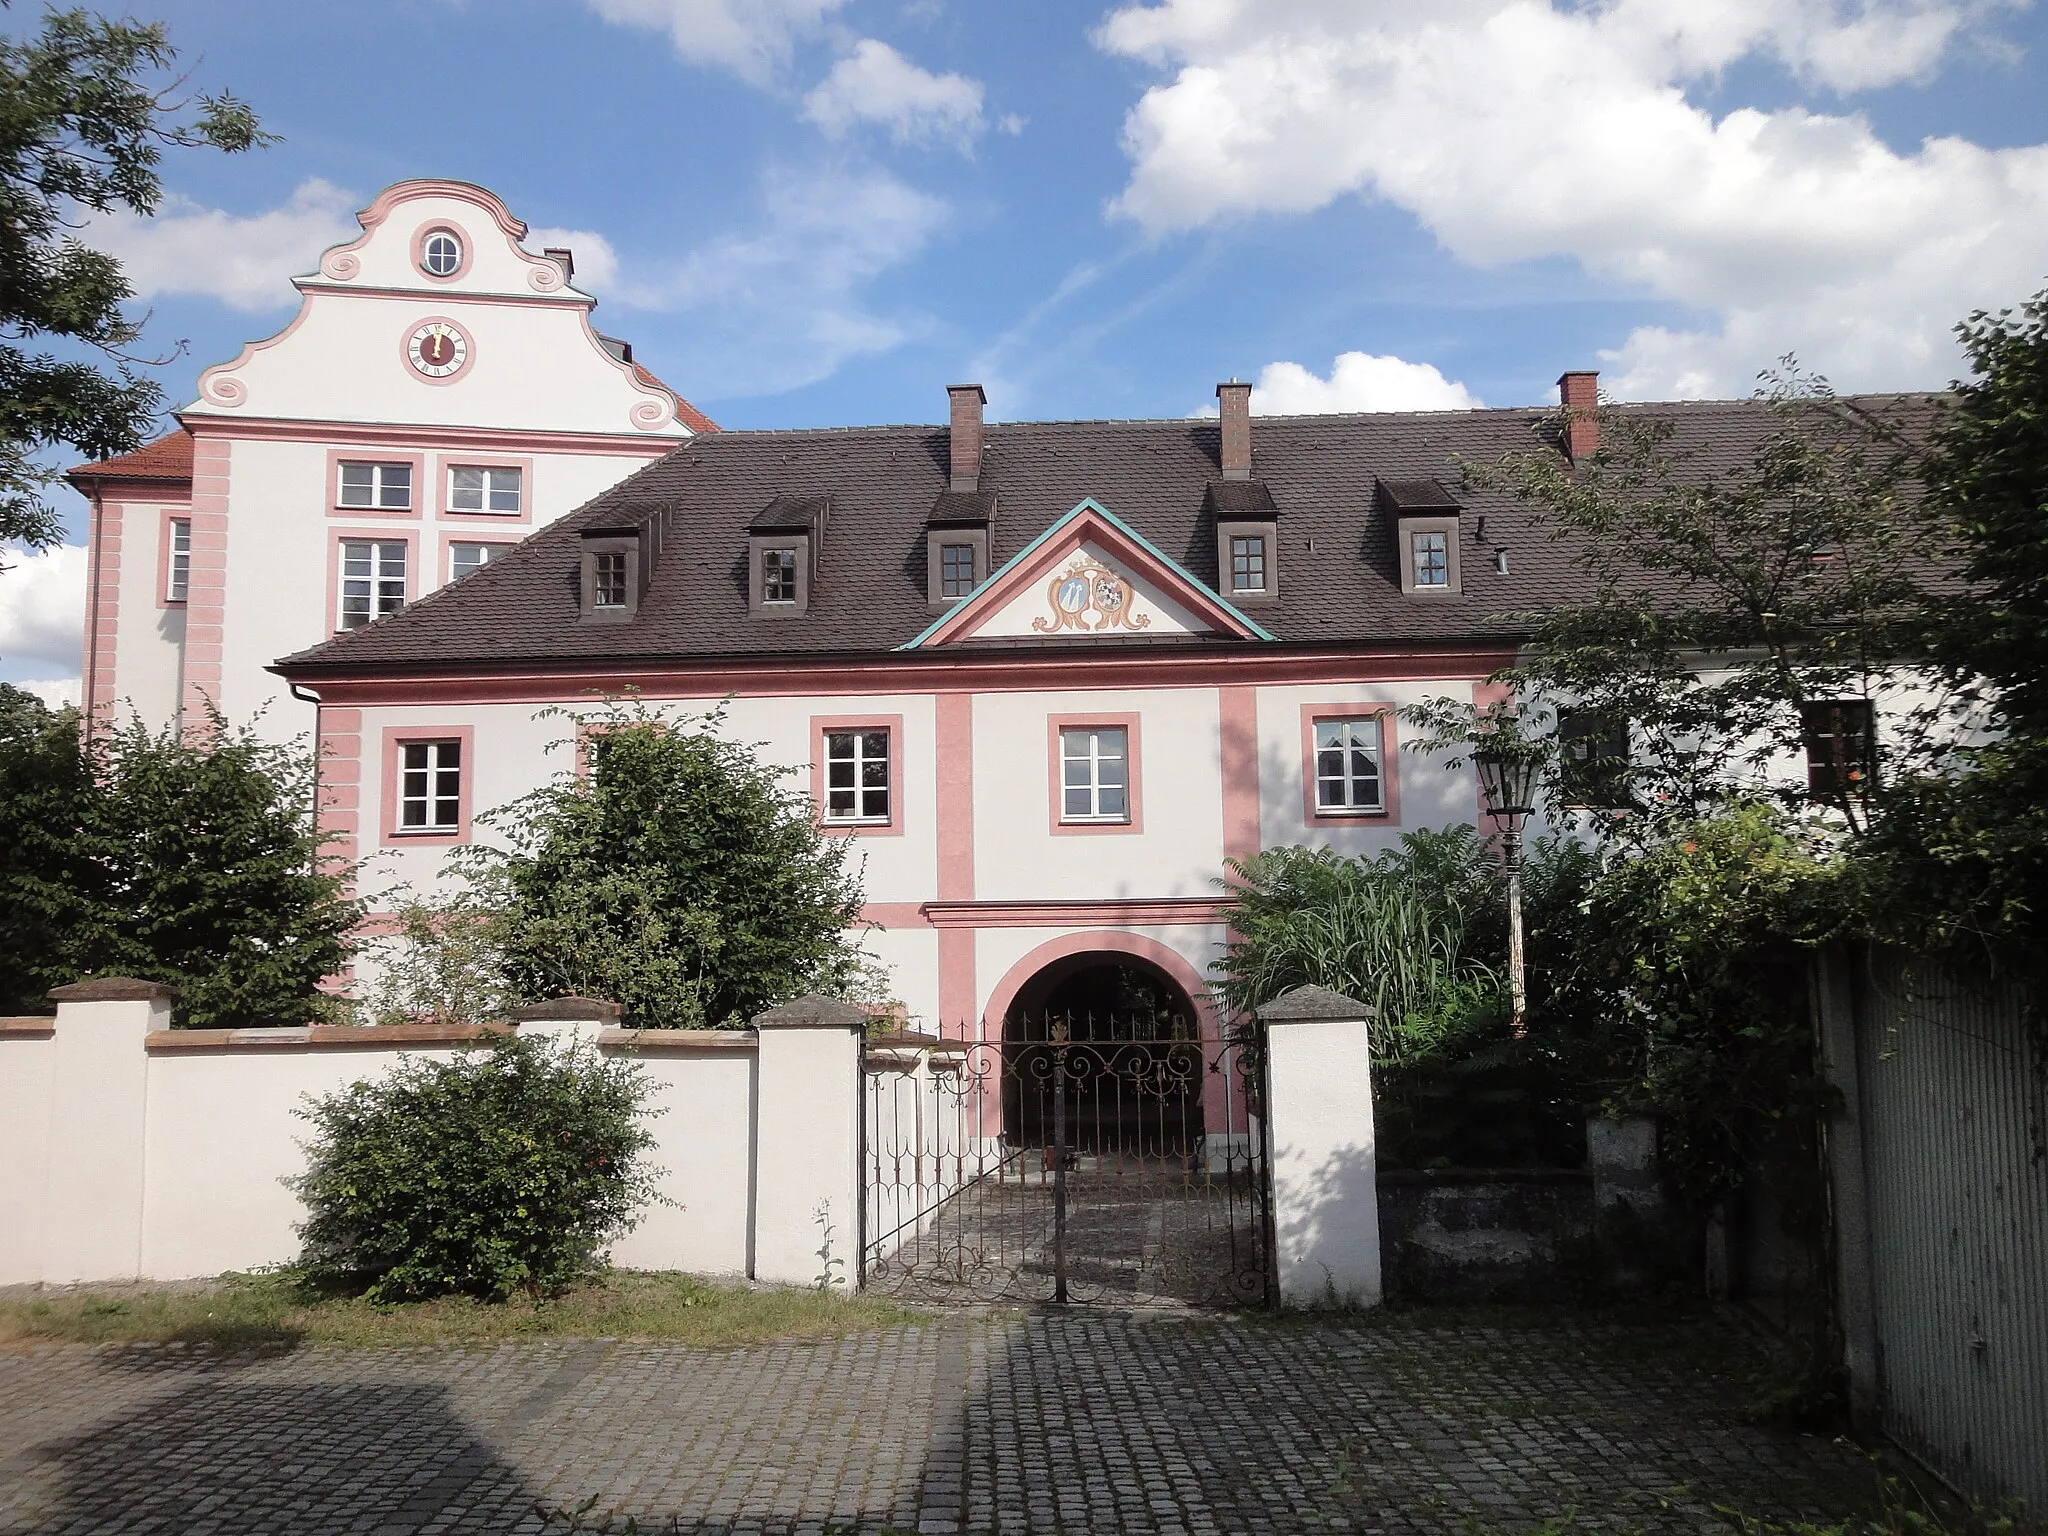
[861,1015,1272,1306]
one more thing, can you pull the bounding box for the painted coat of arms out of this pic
[1033,557,1152,633]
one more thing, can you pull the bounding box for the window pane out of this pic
[828,789,856,817]
[1064,787,1091,817]
[1098,784,1127,817]
[449,468,482,510]
[1063,757,1091,789]
[378,464,412,509]
[826,732,853,759]
[487,468,521,512]
[827,760,854,789]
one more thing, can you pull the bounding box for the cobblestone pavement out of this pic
[0,1308,1876,1535]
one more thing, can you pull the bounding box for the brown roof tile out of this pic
[66,429,194,485]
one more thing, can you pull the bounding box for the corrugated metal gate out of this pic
[1856,950,2048,1505]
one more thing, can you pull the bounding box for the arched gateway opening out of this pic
[1001,953,1206,1155]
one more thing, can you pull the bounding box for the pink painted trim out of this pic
[178,436,232,733]
[379,724,475,846]
[192,302,316,409]
[297,647,1522,709]
[1219,685,1260,860]
[811,713,905,836]
[924,898,1229,928]
[411,220,473,283]
[1047,711,1143,835]
[860,902,930,927]
[327,528,418,637]
[1298,702,1403,828]
[935,693,975,900]
[297,283,593,310]
[436,533,521,589]
[316,705,363,885]
[436,455,535,521]
[81,493,119,731]
[399,315,477,388]
[938,928,976,1040]
[325,448,426,519]
[156,509,191,609]
[182,414,683,457]
[919,504,1269,648]
[980,930,1224,1044]
[317,179,551,283]
[1473,677,1516,842]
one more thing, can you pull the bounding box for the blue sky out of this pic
[6,0,2048,693]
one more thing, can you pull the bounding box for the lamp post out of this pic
[1474,726,1542,1037]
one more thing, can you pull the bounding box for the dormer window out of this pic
[579,529,639,624]
[1380,478,1463,597]
[1209,480,1278,606]
[925,488,994,606]
[1412,530,1449,587]
[763,548,797,604]
[1229,534,1268,594]
[940,543,976,599]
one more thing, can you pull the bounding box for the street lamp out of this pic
[1474,726,1543,1037]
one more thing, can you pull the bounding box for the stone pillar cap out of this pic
[508,996,623,1022]
[1256,984,1376,1024]
[48,978,180,1003]
[752,995,868,1031]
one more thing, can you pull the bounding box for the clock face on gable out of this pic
[406,320,470,379]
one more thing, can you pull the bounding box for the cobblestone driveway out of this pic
[0,1309,1875,1535]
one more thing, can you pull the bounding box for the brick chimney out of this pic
[948,384,986,492]
[1216,380,1253,480]
[1558,370,1599,463]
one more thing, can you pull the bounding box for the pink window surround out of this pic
[325,448,426,519]
[1047,712,1144,836]
[811,714,905,837]
[328,529,417,636]
[81,496,124,727]
[156,509,192,609]
[436,533,520,589]
[436,455,535,521]
[177,434,232,735]
[411,220,474,283]
[379,725,475,847]
[1299,703,1403,827]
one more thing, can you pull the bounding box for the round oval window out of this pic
[422,231,462,276]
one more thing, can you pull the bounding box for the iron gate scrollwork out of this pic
[861,1013,1272,1306]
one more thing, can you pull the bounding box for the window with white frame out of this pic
[940,542,976,599]
[421,231,462,277]
[338,461,413,510]
[823,728,891,824]
[166,518,191,602]
[398,739,462,830]
[1230,534,1268,593]
[1411,529,1449,588]
[339,540,407,628]
[1313,717,1384,814]
[449,465,521,513]
[449,542,507,581]
[592,551,629,607]
[762,547,798,604]
[1060,726,1130,823]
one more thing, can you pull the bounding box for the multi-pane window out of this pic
[166,518,191,602]
[1060,727,1130,824]
[338,461,413,510]
[449,542,506,581]
[398,740,462,830]
[823,729,891,824]
[1230,535,1267,593]
[762,547,797,604]
[421,231,462,277]
[1560,711,1632,809]
[940,543,976,599]
[1802,700,1877,799]
[449,465,521,513]
[593,552,629,607]
[339,540,407,629]
[1412,530,1449,587]
[1314,717,1384,814]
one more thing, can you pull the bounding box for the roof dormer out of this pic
[1379,478,1463,596]
[1207,479,1279,606]
[749,494,829,619]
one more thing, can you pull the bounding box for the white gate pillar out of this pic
[42,979,177,1285]
[751,996,866,1290]
[508,995,620,1051]
[1259,985,1382,1307]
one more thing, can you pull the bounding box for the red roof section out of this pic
[631,363,720,434]
[67,429,194,485]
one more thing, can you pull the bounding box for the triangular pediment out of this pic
[905,499,1273,649]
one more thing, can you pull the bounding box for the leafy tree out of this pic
[0,6,270,559]
[0,691,359,1024]
[293,1033,663,1301]
[464,699,870,1029]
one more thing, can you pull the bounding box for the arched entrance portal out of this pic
[1001,953,1205,1155]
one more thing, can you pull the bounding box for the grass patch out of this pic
[0,1270,921,1351]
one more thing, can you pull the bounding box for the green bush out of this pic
[292,1033,663,1301]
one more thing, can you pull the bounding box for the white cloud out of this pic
[1097,0,2048,398]
[1244,353,1484,414]
[0,543,85,676]
[562,166,948,395]
[10,677,80,710]
[85,178,358,313]
[803,40,986,147]
[524,227,621,292]
[584,0,849,85]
